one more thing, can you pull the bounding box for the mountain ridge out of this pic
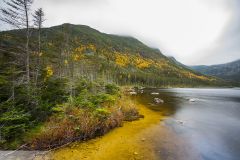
[190,59,240,82]
[0,23,227,87]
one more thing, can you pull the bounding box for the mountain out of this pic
[0,23,225,87]
[168,56,190,69]
[190,59,240,82]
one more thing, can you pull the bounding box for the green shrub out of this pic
[41,78,68,106]
[73,81,118,109]
[105,83,120,95]
[75,78,89,94]
[73,89,95,108]
[94,108,110,119]
[0,109,30,141]
[91,93,116,107]
[51,104,65,113]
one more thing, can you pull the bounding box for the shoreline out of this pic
[37,100,200,160]
[1,88,212,160]
[36,103,164,160]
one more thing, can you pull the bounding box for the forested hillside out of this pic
[190,59,240,82]
[1,23,222,88]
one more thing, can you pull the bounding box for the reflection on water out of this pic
[135,88,240,160]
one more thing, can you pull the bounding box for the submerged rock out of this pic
[151,92,159,95]
[189,98,197,102]
[175,119,185,125]
[127,88,135,92]
[154,98,164,104]
[129,91,137,95]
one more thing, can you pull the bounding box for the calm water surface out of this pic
[136,88,240,160]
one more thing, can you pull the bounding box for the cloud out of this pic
[192,0,240,65]
[34,0,109,6]
[1,0,239,65]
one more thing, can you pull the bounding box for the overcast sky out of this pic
[0,0,240,65]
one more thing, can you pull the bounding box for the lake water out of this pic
[136,88,240,160]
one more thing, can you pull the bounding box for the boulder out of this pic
[175,119,185,125]
[189,98,196,102]
[154,98,164,104]
[127,88,135,92]
[129,91,137,95]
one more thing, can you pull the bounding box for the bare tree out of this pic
[0,0,34,86]
[33,8,45,85]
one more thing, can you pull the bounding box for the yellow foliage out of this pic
[72,54,84,61]
[154,59,170,69]
[64,60,68,65]
[88,44,96,52]
[134,57,151,69]
[74,44,96,54]
[46,66,53,78]
[72,45,88,61]
[115,53,129,67]
[32,51,43,57]
[74,45,86,53]
[182,72,209,81]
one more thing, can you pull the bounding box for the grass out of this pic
[26,88,142,150]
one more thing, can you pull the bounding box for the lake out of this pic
[136,88,240,160]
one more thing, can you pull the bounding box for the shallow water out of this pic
[137,88,240,160]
